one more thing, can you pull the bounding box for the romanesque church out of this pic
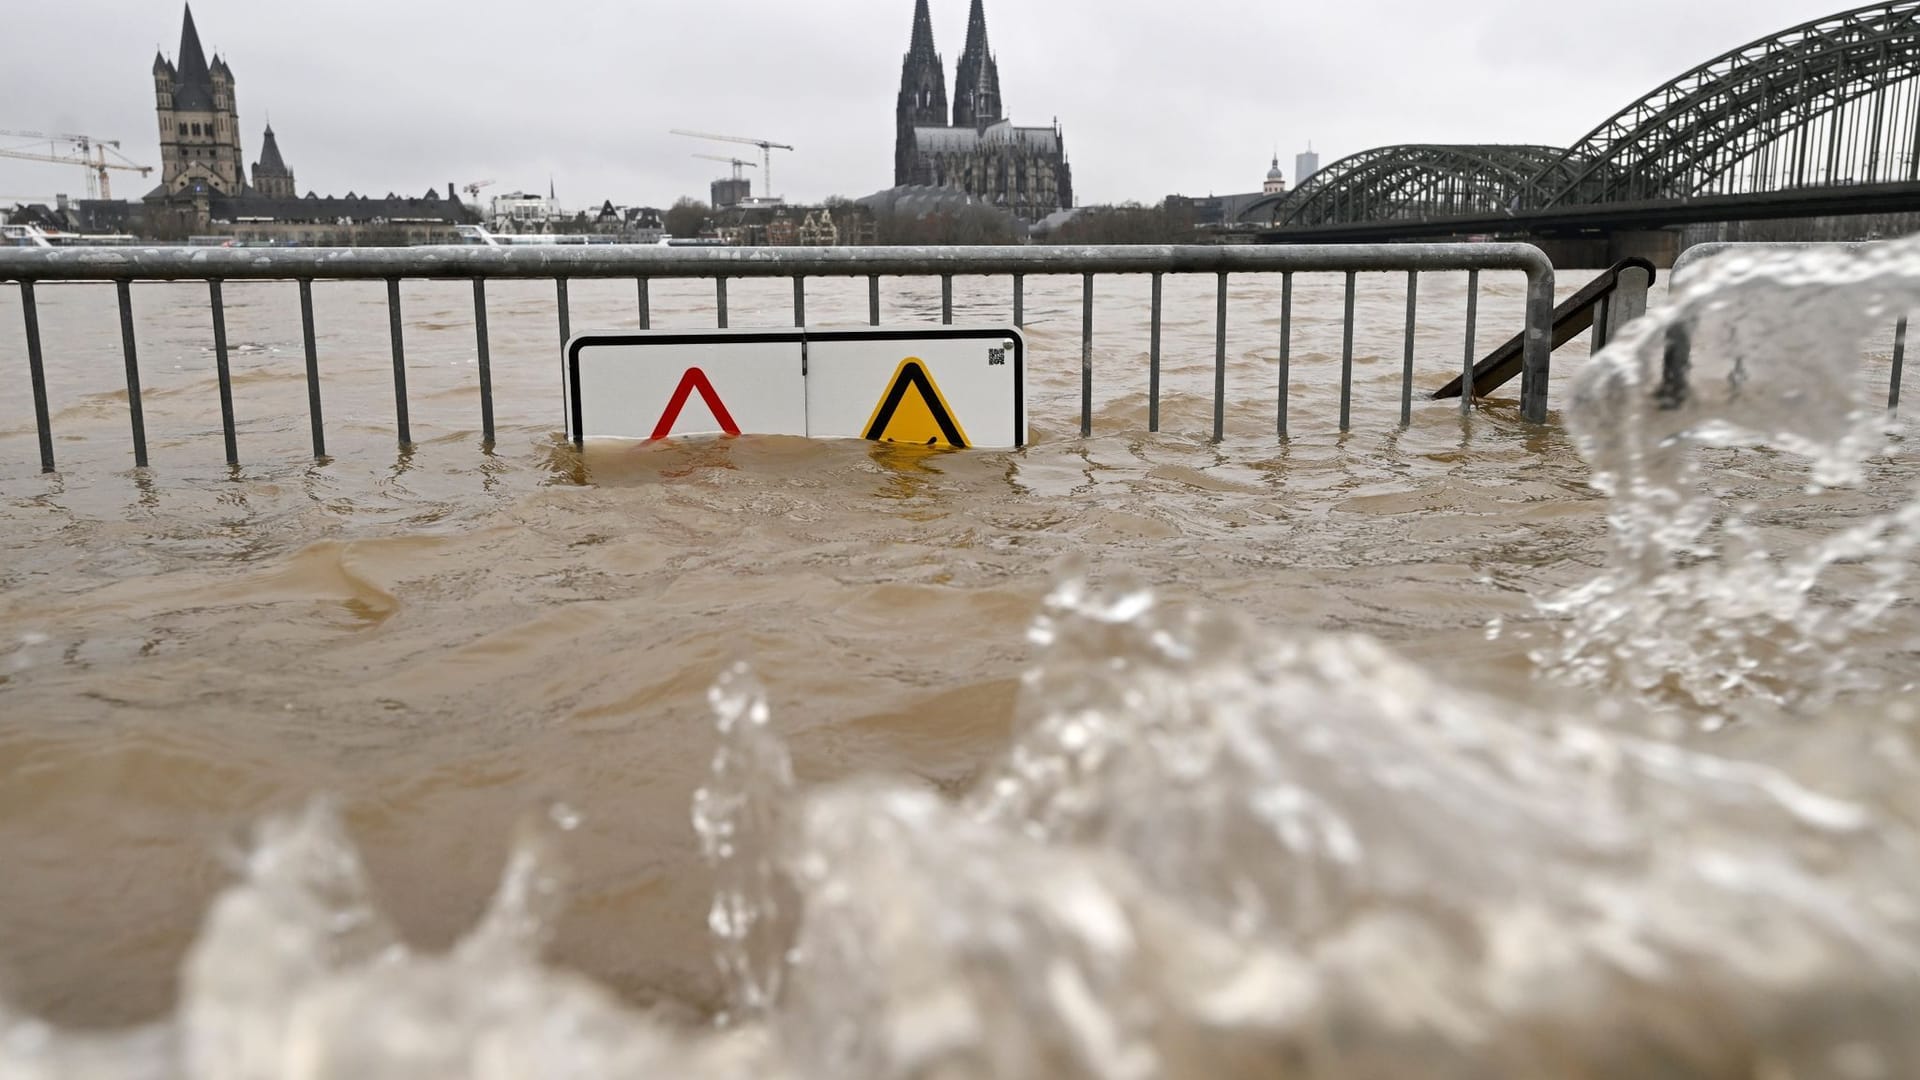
[144,4,471,243]
[895,0,1073,221]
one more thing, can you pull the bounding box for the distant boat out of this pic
[453,224,682,248]
[453,225,713,248]
[3,223,138,248]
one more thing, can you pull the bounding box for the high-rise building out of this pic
[1296,146,1322,186]
[893,0,1072,220]
[711,177,753,209]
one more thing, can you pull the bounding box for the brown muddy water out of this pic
[0,263,1913,1046]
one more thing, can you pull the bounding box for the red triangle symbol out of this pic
[650,367,741,440]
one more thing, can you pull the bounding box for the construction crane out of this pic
[692,154,757,182]
[463,178,495,200]
[0,130,152,200]
[670,130,792,200]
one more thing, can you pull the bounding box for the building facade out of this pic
[151,4,245,198]
[893,0,1072,221]
[143,4,474,243]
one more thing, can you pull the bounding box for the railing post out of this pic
[716,277,729,329]
[1148,272,1163,433]
[20,281,54,473]
[637,278,651,330]
[1892,317,1907,413]
[1278,273,1292,439]
[941,274,953,325]
[1080,273,1094,438]
[1012,274,1024,328]
[474,278,495,445]
[1462,269,1480,417]
[386,278,412,448]
[793,276,806,328]
[115,280,149,468]
[298,279,325,459]
[1520,263,1556,423]
[1401,271,1418,427]
[1213,272,1228,442]
[869,274,881,326]
[1605,264,1651,346]
[209,279,238,466]
[556,278,570,349]
[1339,271,1356,432]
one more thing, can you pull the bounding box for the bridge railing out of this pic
[0,243,1554,473]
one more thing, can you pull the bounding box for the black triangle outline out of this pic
[863,360,968,448]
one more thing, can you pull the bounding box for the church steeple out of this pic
[173,3,214,111]
[908,0,938,62]
[953,0,1002,128]
[895,0,949,185]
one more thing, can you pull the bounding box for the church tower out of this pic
[252,125,296,198]
[153,4,245,197]
[951,0,1003,130]
[895,0,948,186]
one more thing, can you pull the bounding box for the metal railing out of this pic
[0,243,1554,473]
[1435,257,1654,402]
[1671,241,1905,413]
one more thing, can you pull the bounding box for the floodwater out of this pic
[0,255,1915,1077]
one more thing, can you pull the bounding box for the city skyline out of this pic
[0,0,1867,209]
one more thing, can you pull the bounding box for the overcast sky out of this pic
[0,0,1860,209]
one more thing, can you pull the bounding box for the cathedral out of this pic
[894,0,1073,221]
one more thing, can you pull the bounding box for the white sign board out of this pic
[566,327,1025,449]
[565,331,807,442]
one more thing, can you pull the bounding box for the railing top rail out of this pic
[0,242,1552,283]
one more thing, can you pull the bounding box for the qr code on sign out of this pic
[988,348,1007,366]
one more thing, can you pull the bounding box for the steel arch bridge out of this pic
[1253,0,1920,229]
[1247,145,1611,228]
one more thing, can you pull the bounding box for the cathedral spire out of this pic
[961,0,989,61]
[896,0,949,185]
[952,0,1002,128]
[909,0,938,61]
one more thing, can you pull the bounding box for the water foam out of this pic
[1539,240,1919,720]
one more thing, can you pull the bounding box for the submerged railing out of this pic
[1435,258,1654,402]
[0,244,1554,472]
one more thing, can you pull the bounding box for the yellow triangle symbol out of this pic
[863,358,970,448]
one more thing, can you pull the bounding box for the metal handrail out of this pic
[1,243,1556,473]
[1434,257,1656,402]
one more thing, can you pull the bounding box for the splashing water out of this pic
[1538,240,1920,719]
[691,663,797,1024]
[5,578,1920,1077]
[5,242,1920,1077]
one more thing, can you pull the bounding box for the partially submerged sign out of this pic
[566,327,1025,449]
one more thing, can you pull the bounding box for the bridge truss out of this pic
[1256,1,1920,228]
